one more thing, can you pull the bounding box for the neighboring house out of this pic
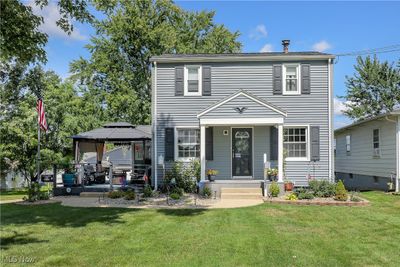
[335,111,400,192]
[150,41,335,195]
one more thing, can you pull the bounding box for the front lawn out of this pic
[1,192,399,266]
[0,190,27,201]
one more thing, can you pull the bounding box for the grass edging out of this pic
[264,198,370,206]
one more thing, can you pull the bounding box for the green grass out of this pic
[0,190,27,201]
[1,192,399,266]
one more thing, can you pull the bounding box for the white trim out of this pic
[230,127,254,179]
[150,54,336,63]
[282,63,301,95]
[328,58,334,182]
[283,124,311,162]
[174,126,200,162]
[197,91,287,118]
[200,126,206,181]
[200,117,284,126]
[184,65,202,96]
[152,62,158,190]
[278,124,284,182]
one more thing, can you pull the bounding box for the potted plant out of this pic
[284,180,294,191]
[206,169,218,182]
[265,168,278,181]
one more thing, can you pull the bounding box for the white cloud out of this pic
[260,44,273,52]
[249,24,268,40]
[312,40,332,52]
[334,97,349,115]
[27,1,87,41]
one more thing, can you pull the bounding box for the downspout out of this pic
[328,58,334,182]
[153,61,158,190]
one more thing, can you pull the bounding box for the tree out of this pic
[70,0,242,125]
[0,65,103,182]
[342,56,400,120]
[0,0,93,64]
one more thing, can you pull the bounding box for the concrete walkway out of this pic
[54,196,263,209]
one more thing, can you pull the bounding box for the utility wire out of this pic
[335,44,400,57]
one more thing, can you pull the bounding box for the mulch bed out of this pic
[264,197,369,206]
[15,199,62,206]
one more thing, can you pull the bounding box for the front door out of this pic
[232,128,253,178]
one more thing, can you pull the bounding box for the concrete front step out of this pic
[79,192,106,198]
[221,193,263,200]
[221,188,262,194]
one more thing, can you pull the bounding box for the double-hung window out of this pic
[176,128,200,160]
[283,64,300,95]
[373,129,380,157]
[283,127,308,159]
[184,66,202,96]
[346,135,351,154]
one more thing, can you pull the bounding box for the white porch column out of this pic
[200,125,206,181]
[278,124,284,182]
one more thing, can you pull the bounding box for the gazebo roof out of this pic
[72,123,151,142]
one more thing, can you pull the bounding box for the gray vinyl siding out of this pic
[335,119,397,178]
[155,61,330,186]
[201,94,284,119]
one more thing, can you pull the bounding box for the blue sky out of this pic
[31,1,400,128]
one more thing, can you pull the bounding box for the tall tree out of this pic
[0,0,93,64]
[70,0,242,125]
[342,56,400,120]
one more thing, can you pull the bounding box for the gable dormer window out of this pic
[283,64,300,95]
[184,65,202,96]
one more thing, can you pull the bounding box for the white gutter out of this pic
[328,58,334,182]
[153,61,158,190]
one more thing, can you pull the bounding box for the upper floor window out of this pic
[373,129,380,157]
[184,66,202,96]
[176,128,200,160]
[283,127,308,159]
[346,135,351,154]
[283,64,300,95]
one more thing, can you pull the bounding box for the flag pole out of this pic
[37,98,41,184]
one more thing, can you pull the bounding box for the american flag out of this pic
[36,99,48,132]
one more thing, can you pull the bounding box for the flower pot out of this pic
[208,174,215,182]
[268,175,277,182]
[284,182,294,191]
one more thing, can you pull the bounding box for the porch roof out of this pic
[197,90,286,125]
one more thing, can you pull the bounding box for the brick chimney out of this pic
[282,40,290,53]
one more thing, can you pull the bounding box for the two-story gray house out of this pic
[150,41,335,195]
[335,111,400,192]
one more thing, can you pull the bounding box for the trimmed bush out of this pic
[124,190,136,200]
[165,161,197,193]
[202,187,212,198]
[169,193,180,200]
[269,181,280,197]
[108,190,124,199]
[297,191,314,200]
[171,187,184,197]
[334,180,348,201]
[309,180,336,197]
[143,185,153,198]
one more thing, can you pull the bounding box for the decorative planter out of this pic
[208,175,216,182]
[284,182,294,191]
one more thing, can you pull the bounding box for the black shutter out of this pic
[175,66,184,96]
[164,128,174,161]
[273,65,282,95]
[206,127,213,160]
[270,126,278,160]
[202,66,211,96]
[301,64,311,94]
[310,126,320,161]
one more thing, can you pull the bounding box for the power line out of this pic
[335,44,400,57]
